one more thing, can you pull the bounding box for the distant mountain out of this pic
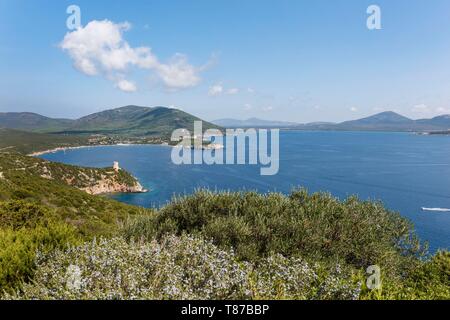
[0,106,219,137]
[214,111,450,132]
[213,117,299,128]
[416,115,450,128]
[0,112,72,132]
[330,112,450,131]
[332,111,417,131]
[1,108,449,134]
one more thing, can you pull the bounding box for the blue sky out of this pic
[1,0,450,122]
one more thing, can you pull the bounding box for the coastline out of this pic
[27,141,224,157]
[27,143,155,196]
[27,142,173,157]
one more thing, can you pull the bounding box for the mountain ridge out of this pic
[0,106,218,137]
[213,111,450,131]
[1,108,449,133]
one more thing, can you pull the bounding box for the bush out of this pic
[122,189,425,274]
[0,200,51,229]
[7,235,361,300]
[0,200,79,292]
[362,250,450,300]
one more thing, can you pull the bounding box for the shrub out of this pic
[122,189,425,274]
[0,200,51,229]
[7,235,361,300]
[362,250,450,300]
[0,222,78,292]
[0,200,79,292]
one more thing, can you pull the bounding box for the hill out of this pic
[0,128,90,154]
[213,111,450,131]
[0,106,219,138]
[0,151,153,290]
[416,114,450,128]
[0,112,72,132]
[333,111,418,131]
[299,111,450,132]
[0,152,151,236]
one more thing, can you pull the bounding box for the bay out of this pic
[41,131,450,251]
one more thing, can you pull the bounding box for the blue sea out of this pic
[41,131,450,252]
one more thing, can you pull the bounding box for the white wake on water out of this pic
[421,207,450,212]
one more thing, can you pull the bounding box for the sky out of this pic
[1,0,450,123]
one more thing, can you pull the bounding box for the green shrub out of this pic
[362,250,450,300]
[122,189,425,274]
[0,200,51,229]
[0,200,79,292]
[0,222,78,292]
[6,235,361,300]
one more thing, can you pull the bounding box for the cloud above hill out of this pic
[60,20,201,92]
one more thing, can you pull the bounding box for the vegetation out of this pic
[0,150,154,292]
[0,149,447,299]
[6,235,360,300]
[0,129,89,155]
[122,190,425,273]
[0,153,152,237]
[0,152,140,190]
[0,200,79,291]
[0,106,220,139]
[0,128,169,155]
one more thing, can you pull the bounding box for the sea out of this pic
[40,131,450,252]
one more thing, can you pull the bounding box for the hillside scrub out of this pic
[6,235,361,300]
[0,190,448,300]
[122,189,426,275]
[365,251,450,300]
[0,153,153,237]
[0,200,79,292]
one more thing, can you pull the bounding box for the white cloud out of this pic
[227,88,239,95]
[60,20,202,91]
[208,84,241,96]
[244,103,253,111]
[208,84,223,96]
[262,106,273,112]
[436,107,450,114]
[350,107,358,112]
[115,79,137,92]
[156,54,200,89]
[411,104,431,115]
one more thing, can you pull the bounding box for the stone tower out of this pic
[113,161,120,172]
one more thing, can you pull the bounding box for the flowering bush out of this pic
[7,235,361,300]
[124,189,425,275]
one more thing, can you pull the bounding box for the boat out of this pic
[421,207,450,212]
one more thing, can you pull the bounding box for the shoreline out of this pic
[27,141,224,157]
[27,142,173,157]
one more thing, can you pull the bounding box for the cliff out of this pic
[80,174,146,195]
[0,152,147,195]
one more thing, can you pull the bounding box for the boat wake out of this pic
[421,207,450,212]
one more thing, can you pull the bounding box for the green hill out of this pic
[0,106,219,138]
[59,105,218,137]
[0,152,151,236]
[0,128,89,154]
[0,112,72,133]
[0,151,153,290]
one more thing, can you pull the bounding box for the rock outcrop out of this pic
[81,178,147,195]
